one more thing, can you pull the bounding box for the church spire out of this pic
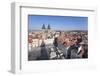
[47,24,51,29]
[42,24,46,29]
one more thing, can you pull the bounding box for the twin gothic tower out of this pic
[42,24,51,33]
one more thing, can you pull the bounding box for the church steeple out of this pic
[42,24,46,29]
[47,24,51,29]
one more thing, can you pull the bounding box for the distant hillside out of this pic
[28,29,42,32]
[29,29,87,33]
[55,30,87,32]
